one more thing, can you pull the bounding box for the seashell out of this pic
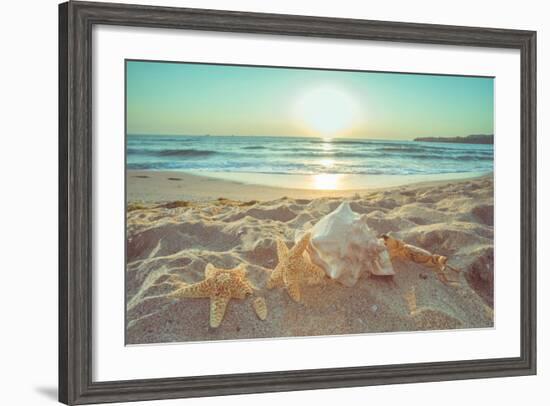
[297,202,394,287]
[252,297,268,320]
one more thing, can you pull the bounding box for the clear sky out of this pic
[126,60,494,140]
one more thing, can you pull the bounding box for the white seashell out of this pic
[297,202,395,287]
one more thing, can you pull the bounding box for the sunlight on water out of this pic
[313,173,342,190]
[321,139,333,151]
[320,158,335,168]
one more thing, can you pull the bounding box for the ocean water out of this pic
[126,135,493,176]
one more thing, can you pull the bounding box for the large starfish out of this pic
[169,263,255,328]
[267,232,325,302]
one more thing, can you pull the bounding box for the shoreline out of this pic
[127,170,492,203]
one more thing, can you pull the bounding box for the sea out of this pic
[126,135,493,176]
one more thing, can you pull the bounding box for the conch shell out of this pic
[296,202,394,287]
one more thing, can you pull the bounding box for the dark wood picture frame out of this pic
[59,1,537,404]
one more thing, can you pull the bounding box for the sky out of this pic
[126,60,494,140]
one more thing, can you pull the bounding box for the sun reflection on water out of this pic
[319,158,335,168]
[321,139,333,151]
[313,173,341,190]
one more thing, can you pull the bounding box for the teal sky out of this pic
[126,60,494,140]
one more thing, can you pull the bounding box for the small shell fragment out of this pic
[253,297,267,321]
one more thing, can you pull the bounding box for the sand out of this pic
[125,171,494,344]
[127,170,488,202]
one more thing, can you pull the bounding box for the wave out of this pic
[128,148,492,161]
[378,145,485,153]
[126,136,493,175]
[407,153,493,161]
[128,148,218,158]
[127,163,491,176]
[157,149,217,157]
[381,146,445,153]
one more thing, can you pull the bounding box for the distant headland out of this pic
[413,134,493,145]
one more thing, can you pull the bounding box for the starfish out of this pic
[267,232,325,302]
[169,263,255,328]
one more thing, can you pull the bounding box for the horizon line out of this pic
[126,132,494,140]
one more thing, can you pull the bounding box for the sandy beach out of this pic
[126,171,494,344]
[126,170,489,202]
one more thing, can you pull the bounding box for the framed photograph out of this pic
[59,1,536,404]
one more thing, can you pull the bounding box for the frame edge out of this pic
[519,29,537,377]
[59,2,70,404]
[60,1,537,404]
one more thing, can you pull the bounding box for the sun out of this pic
[294,86,358,136]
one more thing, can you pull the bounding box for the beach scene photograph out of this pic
[125,60,495,344]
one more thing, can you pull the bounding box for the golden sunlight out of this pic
[312,173,341,190]
[294,87,358,136]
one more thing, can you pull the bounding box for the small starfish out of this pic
[267,232,325,302]
[169,263,255,328]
